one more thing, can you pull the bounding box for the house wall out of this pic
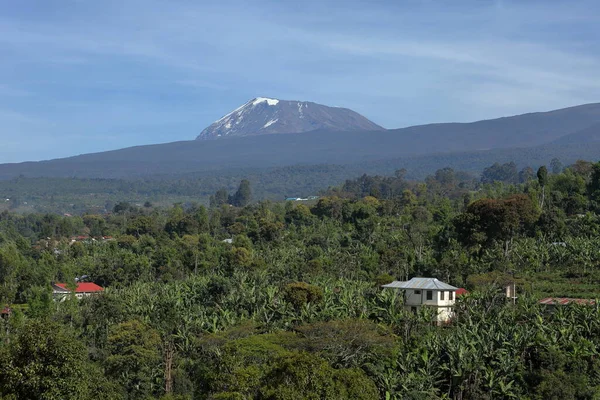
[436,307,454,323]
[404,289,456,307]
[52,290,100,301]
[402,289,457,323]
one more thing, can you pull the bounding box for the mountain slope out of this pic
[552,122,600,144]
[2,102,600,180]
[2,130,600,181]
[386,102,600,153]
[196,97,384,140]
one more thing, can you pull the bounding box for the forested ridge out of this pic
[2,160,600,398]
[2,143,598,215]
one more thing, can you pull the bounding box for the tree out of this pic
[283,282,324,309]
[550,158,563,174]
[537,166,548,208]
[260,353,378,400]
[570,160,593,179]
[518,166,534,183]
[105,320,162,398]
[230,180,252,207]
[211,188,229,207]
[455,194,538,256]
[481,162,518,184]
[587,161,600,201]
[0,320,114,399]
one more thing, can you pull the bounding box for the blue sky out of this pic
[1,0,599,162]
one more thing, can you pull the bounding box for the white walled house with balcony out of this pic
[382,277,459,323]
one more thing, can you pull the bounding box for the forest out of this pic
[2,159,600,399]
[3,141,600,215]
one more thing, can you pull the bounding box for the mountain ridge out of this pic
[2,101,600,180]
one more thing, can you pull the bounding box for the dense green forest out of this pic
[2,159,600,398]
[3,142,600,214]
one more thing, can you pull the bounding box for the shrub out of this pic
[283,282,323,309]
[374,273,394,287]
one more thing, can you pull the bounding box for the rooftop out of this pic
[54,282,104,293]
[539,297,595,306]
[382,277,458,291]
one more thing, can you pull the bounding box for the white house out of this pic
[382,277,459,323]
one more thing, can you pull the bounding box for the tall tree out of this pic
[105,320,161,398]
[212,188,229,207]
[537,165,548,209]
[230,179,252,207]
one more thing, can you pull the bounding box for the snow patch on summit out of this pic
[253,97,279,106]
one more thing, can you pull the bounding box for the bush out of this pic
[374,273,394,287]
[283,282,323,309]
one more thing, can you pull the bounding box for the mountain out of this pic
[196,97,384,140]
[2,102,600,181]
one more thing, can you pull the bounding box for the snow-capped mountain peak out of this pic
[197,97,383,140]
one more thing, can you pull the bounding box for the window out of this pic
[440,291,445,300]
[449,291,454,301]
[414,290,421,295]
[426,291,433,300]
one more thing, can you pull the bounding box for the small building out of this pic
[382,277,459,323]
[539,297,595,309]
[52,282,104,301]
[0,306,11,319]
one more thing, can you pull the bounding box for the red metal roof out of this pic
[539,297,595,306]
[456,288,469,296]
[54,282,104,293]
[1,307,10,315]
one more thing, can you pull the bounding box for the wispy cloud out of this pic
[0,0,599,161]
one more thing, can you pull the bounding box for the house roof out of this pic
[456,288,469,296]
[382,277,458,291]
[1,306,10,315]
[54,282,104,293]
[539,297,595,306]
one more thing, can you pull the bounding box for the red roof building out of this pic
[52,282,104,300]
[456,288,469,296]
[539,297,595,306]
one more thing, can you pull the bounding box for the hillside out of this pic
[1,102,600,181]
[552,122,600,144]
[386,102,600,153]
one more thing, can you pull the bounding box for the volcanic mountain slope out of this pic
[196,97,384,140]
[552,122,600,144]
[3,101,600,180]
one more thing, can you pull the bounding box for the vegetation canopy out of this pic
[1,159,600,398]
